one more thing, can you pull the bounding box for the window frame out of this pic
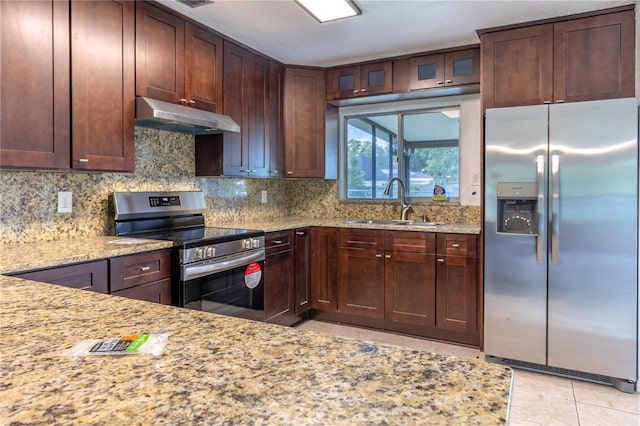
[339,104,461,203]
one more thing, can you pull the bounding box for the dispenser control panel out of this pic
[497,182,537,235]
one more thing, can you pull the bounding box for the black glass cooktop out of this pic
[138,227,264,246]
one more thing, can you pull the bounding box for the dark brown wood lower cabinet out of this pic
[264,247,295,322]
[13,260,109,293]
[312,229,480,347]
[111,278,171,304]
[311,227,338,311]
[294,228,311,315]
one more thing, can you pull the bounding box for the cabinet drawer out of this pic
[14,260,108,294]
[436,234,478,257]
[266,230,294,255]
[111,278,171,305]
[339,229,384,250]
[385,231,435,253]
[110,250,171,292]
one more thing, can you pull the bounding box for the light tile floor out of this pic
[296,320,640,426]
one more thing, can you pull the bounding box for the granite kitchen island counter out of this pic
[1,275,511,425]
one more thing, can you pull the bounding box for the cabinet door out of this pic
[408,53,445,90]
[385,251,436,326]
[444,49,480,86]
[435,255,478,333]
[311,227,338,311]
[185,23,222,113]
[135,2,184,103]
[223,42,269,177]
[15,260,108,294]
[435,234,478,333]
[338,248,385,318]
[553,10,634,103]
[481,24,554,109]
[268,61,284,177]
[71,0,134,172]
[294,228,312,315]
[360,61,393,96]
[0,0,70,169]
[264,248,295,322]
[327,65,361,99]
[111,278,171,305]
[284,67,326,178]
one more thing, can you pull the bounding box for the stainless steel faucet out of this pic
[384,177,412,220]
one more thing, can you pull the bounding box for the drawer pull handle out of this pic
[295,231,305,235]
[451,243,460,248]
[437,258,445,263]
[139,266,151,272]
[375,254,383,258]
[273,240,283,244]
[78,158,89,163]
[384,254,391,259]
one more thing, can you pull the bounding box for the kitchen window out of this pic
[341,106,461,201]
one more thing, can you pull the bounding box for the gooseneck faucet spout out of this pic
[384,177,412,220]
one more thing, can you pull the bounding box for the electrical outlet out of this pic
[261,190,267,204]
[58,191,72,213]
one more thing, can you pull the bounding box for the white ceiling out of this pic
[159,0,634,68]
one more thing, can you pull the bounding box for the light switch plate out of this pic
[58,191,72,213]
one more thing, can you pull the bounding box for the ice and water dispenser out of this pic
[497,183,538,234]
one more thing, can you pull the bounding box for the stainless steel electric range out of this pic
[112,191,266,321]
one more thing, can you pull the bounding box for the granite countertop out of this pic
[213,217,481,234]
[0,275,512,425]
[0,236,173,275]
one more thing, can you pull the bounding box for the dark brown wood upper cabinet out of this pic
[481,8,634,109]
[407,48,480,91]
[1,0,134,172]
[553,10,635,104]
[1,0,70,169]
[326,61,393,100]
[223,41,270,177]
[284,67,326,178]
[268,61,285,177]
[71,0,135,172]
[136,2,222,113]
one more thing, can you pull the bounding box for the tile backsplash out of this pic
[1,128,479,244]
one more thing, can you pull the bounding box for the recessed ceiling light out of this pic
[295,0,361,23]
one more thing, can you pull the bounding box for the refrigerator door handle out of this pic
[551,154,560,264]
[536,155,545,263]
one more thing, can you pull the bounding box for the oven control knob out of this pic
[195,248,205,260]
[205,247,215,258]
[251,239,260,249]
[242,239,252,250]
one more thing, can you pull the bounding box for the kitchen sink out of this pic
[345,219,444,227]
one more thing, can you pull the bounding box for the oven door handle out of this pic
[183,250,265,281]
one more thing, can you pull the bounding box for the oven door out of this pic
[180,249,265,321]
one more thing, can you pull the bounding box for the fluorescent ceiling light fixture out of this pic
[295,0,361,23]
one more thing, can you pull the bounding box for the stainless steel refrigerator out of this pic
[484,97,638,393]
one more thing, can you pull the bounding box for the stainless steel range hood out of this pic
[135,96,240,135]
